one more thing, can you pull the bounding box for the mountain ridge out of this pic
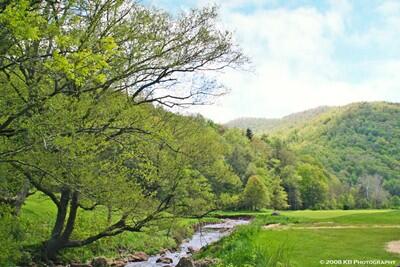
[224,105,332,133]
[224,101,398,134]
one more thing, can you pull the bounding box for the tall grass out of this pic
[199,224,292,267]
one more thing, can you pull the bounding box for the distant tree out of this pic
[281,166,302,210]
[270,178,289,210]
[241,175,270,210]
[268,137,295,174]
[297,163,328,209]
[224,129,255,182]
[356,174,389,208]
[384,179,400,196]
[390,195,400,208]
[246,128,254,140]
[245,163,268,180]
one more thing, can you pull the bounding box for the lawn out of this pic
[199,209,400,267]
[280,209,391,219]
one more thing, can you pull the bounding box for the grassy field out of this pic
[6,196,400,266]
[199,209,400,267]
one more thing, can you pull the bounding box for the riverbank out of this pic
[4,193,220,266]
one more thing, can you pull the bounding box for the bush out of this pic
[0,207,24,266]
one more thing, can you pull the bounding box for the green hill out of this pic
[227,101,400,188]
[292,102,400,184]
[225,106,332,134]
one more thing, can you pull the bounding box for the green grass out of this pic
[199,210,400,267]
[7,197,400,266]
[280,209,391,219]
[4,193,219,265]
[327,210,400,225]
[252,228,400,267]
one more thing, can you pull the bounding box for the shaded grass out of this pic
[12,193,219,264]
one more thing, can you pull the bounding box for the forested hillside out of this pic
[225,106,332,134]
[291,102,400,198]
[227,101,400,210]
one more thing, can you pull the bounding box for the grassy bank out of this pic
[198,210,400,267]
[1,193,219,265]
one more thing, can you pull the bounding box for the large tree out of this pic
[0,0,245,261]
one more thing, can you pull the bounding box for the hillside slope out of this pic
[226,102,400,188]
[225,106,332,134]
[292,102,400,185]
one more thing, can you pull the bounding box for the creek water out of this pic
[125,218,250,267]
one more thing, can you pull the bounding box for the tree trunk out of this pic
[13,179,31,215]
[41,188,73,261]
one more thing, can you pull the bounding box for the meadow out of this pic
[4,194,400,267]
[199,210,400,267]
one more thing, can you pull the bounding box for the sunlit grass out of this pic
[200,210,400,267]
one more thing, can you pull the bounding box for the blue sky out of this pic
[143,0,400,122]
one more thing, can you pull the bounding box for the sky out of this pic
[143,0,400,123]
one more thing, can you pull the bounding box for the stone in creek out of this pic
[176,257,195,267]
[91,257,109,267]
[127,252,149,262]
[156,257,173,264]
[187,246,196,254]
[159,248,170,256]
[111,259,127,267]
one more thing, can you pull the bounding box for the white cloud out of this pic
[148,0,400,122]
[377,0,400,16]
[187,0,400,123]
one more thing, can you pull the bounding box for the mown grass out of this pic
[280,209,391,219]
[5,193,219,265]
[199,209,400,267]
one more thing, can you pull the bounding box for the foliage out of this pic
[226,102,400,211]
[241,175,270,211]
[296,163,329,209]
[0,0,245,262]
[0,206,23,266]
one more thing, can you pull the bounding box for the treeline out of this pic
[199,123,398,212]
[289,102,400,209]
[225,102,400,211]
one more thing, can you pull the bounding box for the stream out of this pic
[125,218,250,267]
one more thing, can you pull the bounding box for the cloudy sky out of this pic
[144,0,400,123]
